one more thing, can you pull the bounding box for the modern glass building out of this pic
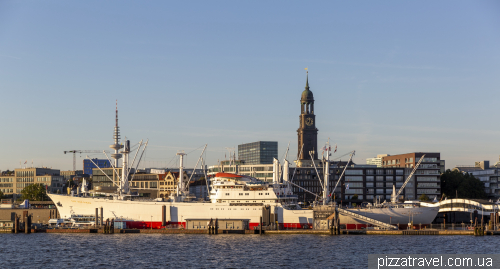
[84,159,111,175]
[238,141,278,165]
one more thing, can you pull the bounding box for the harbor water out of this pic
[1,234,499,268]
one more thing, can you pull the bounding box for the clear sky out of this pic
[1,1,499,171]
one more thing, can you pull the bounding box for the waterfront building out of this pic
[381,152,442,200]
[60,170,83,181]
[453,159,500,199]
[92,168,122,188]
[156,171,188,199]
[0,167,63,195]
[238,141,278,165]
[207,161,278,182]
[129,172,161,198]
[366,154,389,167]
[83,159,111,175]
[288,163,438,204]
[189,179,209,200]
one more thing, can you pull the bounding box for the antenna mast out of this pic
[109,100,124,168]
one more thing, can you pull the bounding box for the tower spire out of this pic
[115,99,118,128]
[305,67,309,90]
[110,100,123,168]
[305,73,309,90]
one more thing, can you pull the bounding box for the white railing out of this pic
[338,207,398,230]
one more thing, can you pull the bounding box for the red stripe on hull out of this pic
[122,221,433,230]
[123,221,314,230]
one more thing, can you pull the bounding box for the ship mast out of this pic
[323,139,331,205]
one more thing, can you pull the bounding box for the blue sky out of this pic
[0,1,499,171]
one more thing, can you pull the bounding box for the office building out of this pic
[238,141,278,165]
[454,159,500,199]
[0,167,63,195]
[83,159,111,175]
[60,170,84,181]
[381,152,442,200]
[366,154,389,167]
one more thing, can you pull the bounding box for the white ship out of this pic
[48,171,313,229]
[339,201,439,229]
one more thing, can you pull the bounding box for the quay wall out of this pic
[0,209,57,224]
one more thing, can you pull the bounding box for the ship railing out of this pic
[337,207,398,230]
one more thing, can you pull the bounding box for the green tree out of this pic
[441,169,487,199]
[21,184,49,201]
[351,194,359,200]
[419,194,430,201]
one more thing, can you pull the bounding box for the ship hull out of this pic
[48,194,313,229]
[48,194,438,230]
[340,206,440,229]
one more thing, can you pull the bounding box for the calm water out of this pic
[1,234,499,268]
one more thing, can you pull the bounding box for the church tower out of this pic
[296,72,318,167]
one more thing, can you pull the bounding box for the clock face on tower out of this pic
[305,117,313,126]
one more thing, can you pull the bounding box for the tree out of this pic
[419,194,430,201]
[441,169,487,199]
[351,194,359,200]
[0,190,3,200]
[21,184,49,201]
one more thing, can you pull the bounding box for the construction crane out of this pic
[64,150,110,171]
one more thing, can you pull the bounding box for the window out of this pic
[345,176,363,181]
[245,193,249,196]
[345,170,363,175]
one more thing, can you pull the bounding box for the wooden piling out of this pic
[27,214,31,234]
[259,216,263,235]
[95,208,99,228]
[208,218,213,234]
[162,205,166,227]
[215,218,218,235]
[100,207,103,228]
[14,215,18,234]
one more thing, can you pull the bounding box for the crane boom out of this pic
[329,150,355,199]
[391,155,425,203]
[64,150,111,171]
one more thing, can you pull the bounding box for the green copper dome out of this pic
[301,74,314,101]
